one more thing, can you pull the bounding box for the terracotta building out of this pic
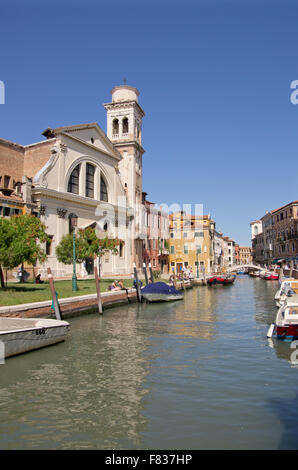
[239,246,252,264]
[142,192,169,274]
[271,201,298,263]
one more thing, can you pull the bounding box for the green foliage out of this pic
[55,227,121,265]
[79,227,120,259]
[153,270,160,279]
[0,214,49,270]
[55,233,89,265]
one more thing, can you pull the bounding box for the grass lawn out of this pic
[0,278,134,307]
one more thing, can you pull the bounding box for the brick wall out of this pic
[0,139,24,188]
[23,140,54,179]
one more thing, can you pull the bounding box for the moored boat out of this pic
[141,282,184,302]
[275,279,298,307]
[223,275,236,284]
[208,274,236,285]
[215,275,226,284]
[267,294,298,340]
[264,272,279,280]
[249,271,259,277]
[0,317,70,359]
[206,276,217,285]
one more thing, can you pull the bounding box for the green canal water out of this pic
[1,276,298,450]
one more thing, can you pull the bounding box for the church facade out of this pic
[0,84,148,278]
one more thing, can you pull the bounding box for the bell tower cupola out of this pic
[104,84,145,147]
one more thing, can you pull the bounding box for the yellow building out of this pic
[168,212,215,276]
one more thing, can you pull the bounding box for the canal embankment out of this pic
[0,288,138,319]
[0,278,195,319]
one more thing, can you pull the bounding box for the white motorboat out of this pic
[0,317,70,359]
[274,279,298,307]
[267,294,298,340]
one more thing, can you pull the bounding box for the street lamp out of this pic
[71,217,78,291]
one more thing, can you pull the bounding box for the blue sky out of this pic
[1,0,298,245]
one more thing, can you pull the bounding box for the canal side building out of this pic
[250,200,298,267]
[239,246,252,265]
[142,192,169,275]
[168,212,215,275]
[0,84,148,278]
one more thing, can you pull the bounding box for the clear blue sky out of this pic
[1,0,298,245]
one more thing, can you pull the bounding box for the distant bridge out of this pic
[226,264,264,273]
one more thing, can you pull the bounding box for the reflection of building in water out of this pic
[171,288,218,339]
[0,306,151,449]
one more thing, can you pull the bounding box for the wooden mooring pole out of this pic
[133,263,142,302]
[172,267,177,289]
[143,262,149,285]
[148,263,154,283]
[47,267,62,320]
[94,266,103,315]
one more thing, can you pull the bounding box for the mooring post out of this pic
[143,262,149,285]
[94,266,103,315]
[182,270,186,291]
[172,267,177,289]
[290,260,294,278]
[47,267,62,320]
[149,263,154,283]
[133,263,142,302]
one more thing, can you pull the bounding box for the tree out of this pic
[55,233,90,265]
[0,214,50,288]
[55,227,121,274]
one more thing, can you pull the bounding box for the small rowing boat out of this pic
[0,317,70,359]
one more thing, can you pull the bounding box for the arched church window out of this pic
[100,175,108,202]
[112,118,119,135]
[68,164,80,194]
[86,163,95,198]
[122,117,129,134]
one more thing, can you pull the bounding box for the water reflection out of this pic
[172,287,218,339]
[254,278,279,326]
[1,278,298,449]
[0,307,151,449]
[268,338,298,368]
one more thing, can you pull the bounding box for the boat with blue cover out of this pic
[141,282,184,302]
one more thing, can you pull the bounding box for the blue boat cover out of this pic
[141,282,182,295]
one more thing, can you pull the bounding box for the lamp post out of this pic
[71,217,78,291]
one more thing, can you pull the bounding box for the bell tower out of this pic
[104,84,145,268]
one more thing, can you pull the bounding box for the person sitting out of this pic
[111,280,121,290]
[35,274,44,284]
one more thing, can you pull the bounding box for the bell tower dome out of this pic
[104,84,145,147]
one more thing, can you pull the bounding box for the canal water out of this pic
[1,276,298,450]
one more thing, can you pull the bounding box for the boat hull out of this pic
[0,318,70,358]
[271,323,298,340]
[142,293,184,302]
